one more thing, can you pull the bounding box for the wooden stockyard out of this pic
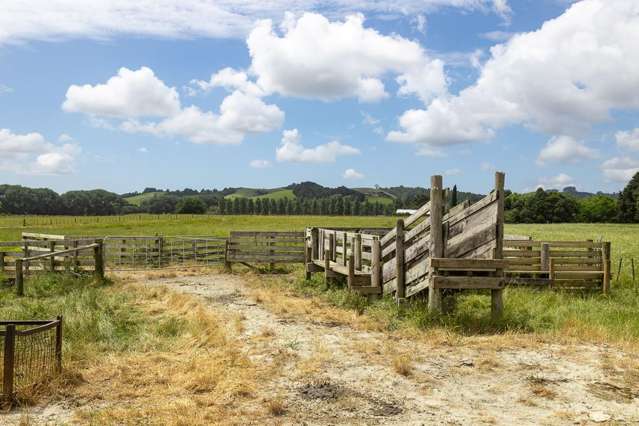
[305,173,509,316]
[0,175,612,306]
[304,172,613,317]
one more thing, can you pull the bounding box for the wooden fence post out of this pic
[324,249,331,288]
[540,243,550,273]
[267,236,274,271]
[3,324,16,401]
[329,233,336,262]
[15,259,24,296]
[55,316,63,373]
[395,219,405,303]
[371,237,381,291]
[223,239,232,273]
[93,240,105,281]
[23,242,29,274]
[602,241,611,294]
[428,175,444,313]
[158,237,164,268]
[0,252,4,273]
[342,233,348,267]
[305,244,312,280]
[49,241,56,272]
[491,171,505,320]
[73,240,79,272]
[354,234,362,271]
[347,254,355,289]
[311,228,319,261]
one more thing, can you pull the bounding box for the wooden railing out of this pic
[306,172,507,317]
[14,242,104,296]
[227,231,305,269]
[504,239,611,292]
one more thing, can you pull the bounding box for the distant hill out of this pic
[124,191,165,206]
[121,182,487,209]
[558,186,617,199]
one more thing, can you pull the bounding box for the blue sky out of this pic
[1,0,638,194]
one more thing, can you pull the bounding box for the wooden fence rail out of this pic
[14,242,104,296]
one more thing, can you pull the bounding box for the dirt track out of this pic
[145,273,638,425]
[4,272,638,425]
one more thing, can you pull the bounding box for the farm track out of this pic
[3,271,638,425]
[144,273,638,425]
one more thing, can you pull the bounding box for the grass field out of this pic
[224,188,295,200]
[123,191,165,206]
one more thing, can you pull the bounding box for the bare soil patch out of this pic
[4,271,639,425]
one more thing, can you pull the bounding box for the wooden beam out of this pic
[491,171,505,320]
[395,219,405,303]
[371,237,381,291]
[428,175,443,313]
[602,241,611,294]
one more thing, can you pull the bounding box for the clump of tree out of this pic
[617,172,639,222]
[505,188,579,223]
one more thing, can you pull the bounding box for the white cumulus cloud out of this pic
[65,67,283,145]
[388,0,639,146]
[276,129,359,163]
[247,12,447,103]
[63,67,181,118]
[343,168,364,179]
[615,128,639,151]
[0,128,80,174]
[537,173,574,190]
[537,135,597,165]
[601,157,639,183]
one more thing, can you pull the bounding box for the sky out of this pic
[1,0,638,195]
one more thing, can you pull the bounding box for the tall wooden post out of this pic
[342,233,348,267]
[428,175,444,313]
[491,172,505,320]
[93,240,105,281]
[158,236,164,268]
[371,237,381,291]
[324,249,331,288]
[305,244,312,280]
[395,219,405,303]
[3,324,16,400]
[0,252,4,273]
[55,316,63,373]
[354,234,362,271]
[347,254,355,289]
[15,259,24,296]
[72,240,79,272]
[602,241,611,294]
[223,239,232,273]
[328,233,336,262]
[49,241,56,272]
[540,243,550,273]
[310,228,319,261]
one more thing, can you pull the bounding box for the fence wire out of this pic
[103,236,227,270]
[13,326,58,392]
[1,319,61,402]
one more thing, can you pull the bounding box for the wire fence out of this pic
[1,318,62,406]
[103,236,228,270]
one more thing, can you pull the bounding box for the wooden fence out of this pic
[504,239,611,292]
[1,317,63,407]
[307,173,508,317]
[102,236,228,269]
[227,231,305,268]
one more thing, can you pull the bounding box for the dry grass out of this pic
[59,280,277,424]
[392,354,413,377]
[265,397,286,416]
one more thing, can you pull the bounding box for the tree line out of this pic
[2,172,639,222]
